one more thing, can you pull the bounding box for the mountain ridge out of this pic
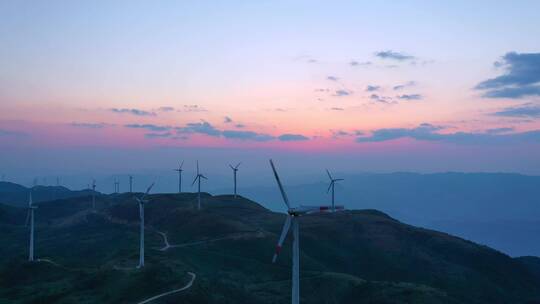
[1,192,539,303]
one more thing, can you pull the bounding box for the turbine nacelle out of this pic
[135,197,149,205]
[269,159,346,270]
[174,160,185,172]
[326,169,344,193]
[287,205,345,216]
[229,162,241,171]
[135,182,155,205]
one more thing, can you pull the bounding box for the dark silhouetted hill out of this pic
[0,182,97,207]
[1,193,539,303]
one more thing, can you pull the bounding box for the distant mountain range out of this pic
[1,193,540,303]
[233,172,540,257]
[0,182,97,207]
[3,171,540,257]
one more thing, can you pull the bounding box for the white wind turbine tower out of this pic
[25,192,37,262]
[91,180,96,210]
[269,160,344,304]
[229,162,241,198]
[174,161,184,193]
[135,182,155,268]
[192,161,207,210]
[326,169,344,212]
[115,179,120,193]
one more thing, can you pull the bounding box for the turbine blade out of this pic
[272,215,292,263]
[191,176,198,186]
[180,160,184,169]
[269,159,291,209]
[327,182,333,193]
[200,175,208,180]
[144,183,154,195]
[236,162,241,169]
[229,164,235,170]
[140,183,154,200]
[326,169,333,181]
[335,178,344,182]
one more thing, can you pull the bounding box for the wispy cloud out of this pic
[224,116,233,123]
[396,94,423,100]
[278,134,309,141]
[294,54,318,64]
[370,94,394,104]
[334,89,352,97]
[366,85,380,92]
[125,124,171,131]
[176,121,309,142]
[110,108,156,116]
[330,129,352,138]
[158,106,175,112]
[178,121,221,137]
[145,132,172,138]
[350,60,372,67]
[357,123,443,142]
[0,129,28,138]
[476,52,540,98]
[393,81,416,91]
[327,76,339,81]
[181,105,207,112]
[70,122,110,129]
[356,123,540,144]
[486,127,514,134]
[375,50,415,61]
[330,107,344,111]
[222,130,274,141]
[492,104,540,118]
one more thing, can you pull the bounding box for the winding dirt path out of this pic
[153,229,262,251]
[136,272,196,304]
[156,231,171,251]
[36,258,61,267]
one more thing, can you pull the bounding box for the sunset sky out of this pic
[1,1,540,183]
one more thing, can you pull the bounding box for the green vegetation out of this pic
[1,193,539,303]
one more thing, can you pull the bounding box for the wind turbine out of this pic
[91,180,96,210]
[269,159,344,304]
[174,161,184,193]
[25,192,37,262]
[115,179,120,193]
[135,182,155,268]
[129,175,133,193]
[326,169,344,212]
[192,161,207,210]
[229,162,241,198]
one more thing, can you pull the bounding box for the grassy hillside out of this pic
[1,193,539,303]
[0,182,97,207]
